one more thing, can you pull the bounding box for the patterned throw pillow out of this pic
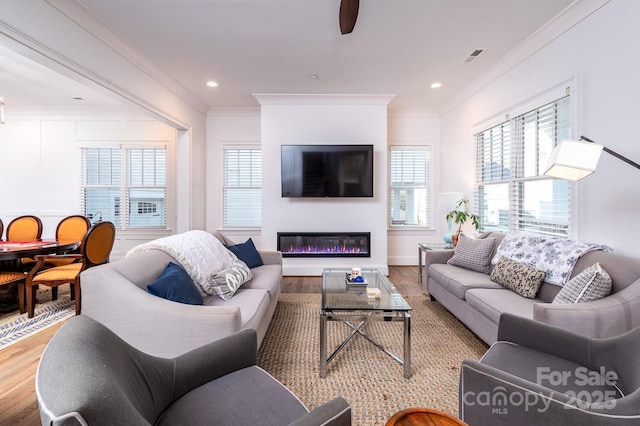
[553,263,612,304]
[447,233,497,273]
[490,256,546,299]
[209,259,253,300]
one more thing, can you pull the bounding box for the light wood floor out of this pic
[0,266,424,425]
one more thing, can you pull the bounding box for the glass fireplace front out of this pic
[277,232,370,258]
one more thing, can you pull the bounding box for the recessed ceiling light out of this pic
[206,81,218,88]
[430,82,442,89]
[73,97,84,101]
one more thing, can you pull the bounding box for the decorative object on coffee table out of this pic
[386,407,468,425]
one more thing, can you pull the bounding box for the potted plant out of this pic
[445,198,480,246]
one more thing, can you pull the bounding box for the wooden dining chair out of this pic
[27,215,92,301]
[0,219,27,307]
[6,215,43,272]
[22,215,91,270]
[0,271,25,305]
[21,221,116,318]
[6,215,43,242]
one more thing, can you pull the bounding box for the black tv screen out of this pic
[281,144,374,198]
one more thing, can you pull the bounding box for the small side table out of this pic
[385,408,468,426]
[418,243,452,285]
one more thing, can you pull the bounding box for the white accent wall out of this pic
[206,105,441,272]
[439,0,640,256]
[255,95,393,275]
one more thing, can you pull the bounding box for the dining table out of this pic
[0,240,81,312]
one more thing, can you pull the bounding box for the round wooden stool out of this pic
[385,408,468,426]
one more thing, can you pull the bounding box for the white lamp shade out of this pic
[544,139,604,181]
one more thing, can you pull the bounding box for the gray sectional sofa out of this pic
[425,232,640,345]
[81,231,282,358]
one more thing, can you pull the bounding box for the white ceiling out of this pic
[0,0,576,110]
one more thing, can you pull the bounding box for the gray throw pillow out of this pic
[209,259,253,300]
[447,233,496,274]
[553,263,612,304]
[490,256,545,299]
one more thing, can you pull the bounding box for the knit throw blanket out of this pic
[126,230,236,296]
[491,232,611,286]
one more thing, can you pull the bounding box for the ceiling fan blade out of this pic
[339,0,359,35]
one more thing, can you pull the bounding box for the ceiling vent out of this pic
[464,49,484,63]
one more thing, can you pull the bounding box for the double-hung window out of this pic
[389,146,432,227]
[222,146,261,227]
[81,146,167,228]
[475,94,571,237]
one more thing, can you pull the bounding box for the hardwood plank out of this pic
[0,322,65,425]
[0,266,421,425]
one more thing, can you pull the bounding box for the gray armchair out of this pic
[460,313,640,425]
[36,316,351,426]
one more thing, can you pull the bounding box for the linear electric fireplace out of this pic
[277,232,370,258]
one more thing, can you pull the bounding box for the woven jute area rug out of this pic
[257,293,488,426]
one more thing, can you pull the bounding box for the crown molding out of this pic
[253,94,396,106]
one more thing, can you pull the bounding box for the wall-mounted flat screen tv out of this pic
[281,144,374,198]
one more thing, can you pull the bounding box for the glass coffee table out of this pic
[320,269,412,379]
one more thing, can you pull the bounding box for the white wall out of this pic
[387,109,442,265]
[206,108,263,245]
[440,0,640,256]
[0,1,208,232]
[0,107,176,259]
[206,105,442,271]
[256,95,393,275]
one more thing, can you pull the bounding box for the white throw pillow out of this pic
[553,263,612,304]
[209,259,253,300]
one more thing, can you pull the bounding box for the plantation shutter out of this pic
[223,147,262,227]
[389,147,431,227]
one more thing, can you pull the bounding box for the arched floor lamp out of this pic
[544,135,640,181]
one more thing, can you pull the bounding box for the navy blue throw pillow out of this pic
[147,262,203,305]
[228,238,263,268]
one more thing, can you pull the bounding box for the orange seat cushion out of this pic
[34,263,82,282]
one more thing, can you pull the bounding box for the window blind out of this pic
[511,96,571,236]
[81,146,167,228]
[475,123,511,233]
[223,147,262,227]
[81,148,122,227]
[475,95,571,237]
[389,147,431,227]
[127,148,167,227]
